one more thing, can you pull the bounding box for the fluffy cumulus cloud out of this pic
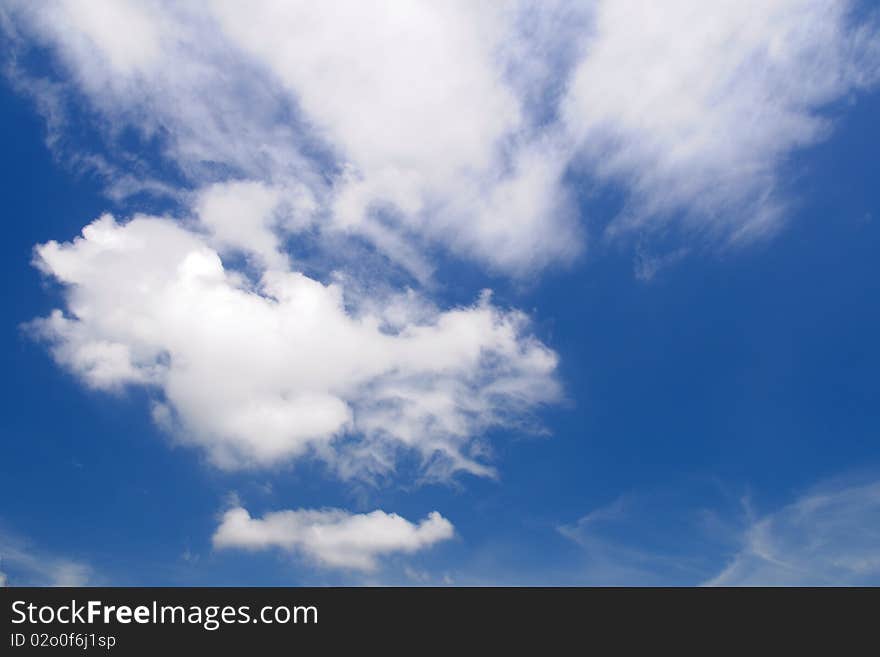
[30,211,559,479]
[213,506,454,571]
[707,481,880,586]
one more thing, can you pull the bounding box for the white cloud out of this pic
[2,0,581,276]
[22,0,169,79]
[557,479,880,586]
[213,506,454,571]
[194,180,316,271]
[556,492,719,585]
[3,0,326,206]
[563,0,880,242]
[4,1,878,274]
[0,532,93,587]
[29,213,560,479]
[706,481,880,586]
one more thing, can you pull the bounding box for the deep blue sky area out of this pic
[1,18,879,586]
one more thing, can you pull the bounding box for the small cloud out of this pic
[222,491,242,510]
[558,494,631,543]
[213,506,454,572]
[403,566,431,583]
[180,548,199,564]
[633,245,689,282]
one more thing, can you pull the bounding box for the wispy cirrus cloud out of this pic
[557,486,734,585]
[0,528,94,587]
[564,0,880,244]
[557,477,880,586]
[5,1,876,276]
[707,480,880,586]
[2,0,581,278]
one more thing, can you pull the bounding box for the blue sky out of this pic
[1,1,880,586]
